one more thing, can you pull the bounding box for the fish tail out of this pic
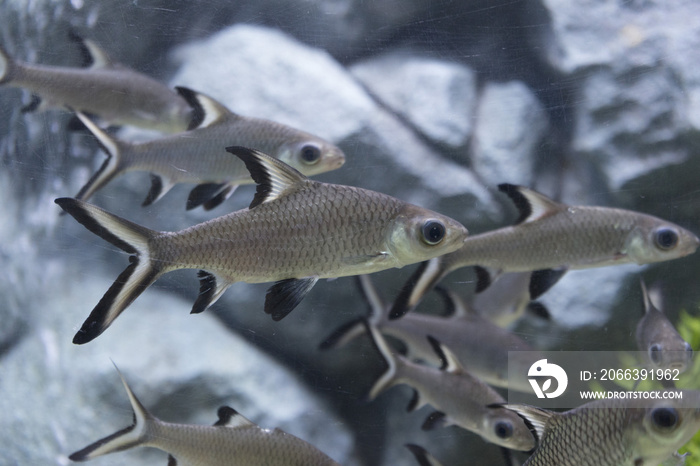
[389,258,449,320]
[73,112,129,203]
[364,321,400,401]
[69,365,155,461]
[54,198,162,344]
[0,44,14,84]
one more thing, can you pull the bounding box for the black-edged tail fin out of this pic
[55,198,162,344]
[390,258,448,320]
[69,363,153,461]
[73,112,129,204]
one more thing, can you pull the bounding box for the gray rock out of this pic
[351,51,478,148]
[471,80,549,188]
[0,267,353,465]
[529,0,700,191]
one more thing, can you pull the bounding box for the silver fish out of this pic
[502,391,700,466]
[391,183,699,319]
[69,366,340,465]
[636,280,693,377]
[0,32,193,133]
[363,320,536,451]
[56,147,468,344]
[74,87,345,210]
[322,274,539,393]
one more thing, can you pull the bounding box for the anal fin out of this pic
[529,267,567,300]
[191,271,230,314]
[265,277,318,321]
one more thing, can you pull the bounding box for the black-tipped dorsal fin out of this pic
[214,406,255,428]
[498,184,562,225]
[226,146,308,209]
[427,336,464,374]
[264,277,319,321]
[68,31,113,68]
[175,87,233,131]
[498,403,552,444]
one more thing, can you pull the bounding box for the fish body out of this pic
[636,280,693,375]
[75,88,345,210]
[391,183,699,318]
[70,367,340,465]
[322,275,538,392]
[0,34,193,132]
[503,391,700,466]
[56,147,468,344]
[364,321,536,451]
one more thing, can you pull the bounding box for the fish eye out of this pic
[494,421,514,439]
[685,342,693,355]
[421,220,446,245]
[649,344,662,365]
[651,407,679,430]
[299,144,321,165]
[654,228,679,250]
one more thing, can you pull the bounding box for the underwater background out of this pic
[1,0,700,464]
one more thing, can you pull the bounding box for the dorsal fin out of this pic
[427,336,464,374]
[226,146,307,209]
[68,31,112,68]
[496,403,553,444]
[175,87,233,131]
[214,406,255,428]
[498,184,562,225]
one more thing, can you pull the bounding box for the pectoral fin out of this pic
[265,277,318,321]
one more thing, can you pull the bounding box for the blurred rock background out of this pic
[1,0,699,464]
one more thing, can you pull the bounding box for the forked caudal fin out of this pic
[55,198,162,344]
[69,364,153,461]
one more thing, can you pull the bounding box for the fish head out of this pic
[387,205,468,266]
[481,407,536,451]
[624,219,699,265]
[275,139,346,177]
[630,391,700,464]
[637,316,694,373]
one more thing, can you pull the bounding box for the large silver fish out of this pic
[56,147,468,344]
[636,280,693,378]
[0,32,193,133]
[321,275,539,393]
[69,366,340,465]
[502,391,700,465]
[391,183,699,318]
[363,321,535,451]
[74,88,345,210]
